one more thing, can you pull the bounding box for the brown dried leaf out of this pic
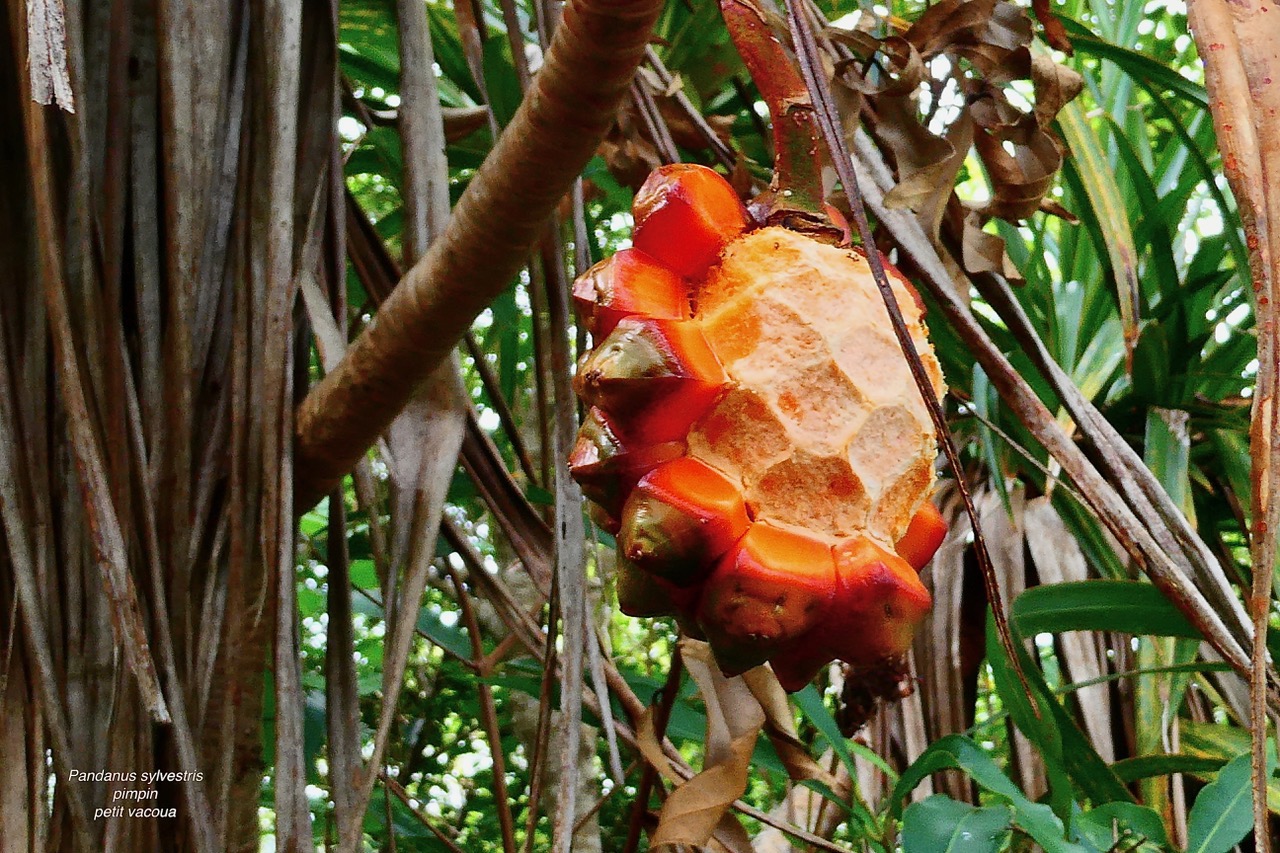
[650,639,763,850]
[980,2,1034,53]
[1030,53,1083,128]
[1032,0,1074,55]
[958,5,1033,83]
[962,212,1023,283]
[835,37,925,98]
[912,486,979,802]
[882,111,973,242]
[836,0,1078,246]
[970,111,1063,221]
[657,97,735,153]
[441,106,491,142]
[637,706,683,785]
[825,25,883,60]
[1039,197,1078,223]
[905,0,1005,59]
[600,101,664,191]
[385,364,468,570]
[903,0,1033,83]
[742,667,849,795]
[977,487,1043,801]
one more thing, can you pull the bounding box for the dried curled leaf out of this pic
[962,211,1023,281]
[601,102,664,191]
[830,0,1081,282]
[648,639,762,850]
[637,640,854,849]
[969,108,1063,221]
[742,667,850,796]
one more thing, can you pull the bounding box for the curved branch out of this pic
[1187,3,1280,850]
[293,0,665,507]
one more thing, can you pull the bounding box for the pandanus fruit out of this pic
[569,164,947,691]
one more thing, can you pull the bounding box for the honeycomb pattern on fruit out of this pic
[569,164,949,692]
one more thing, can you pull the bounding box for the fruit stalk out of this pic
[719,0,832,234]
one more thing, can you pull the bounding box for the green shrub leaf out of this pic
[902,796,1012,853]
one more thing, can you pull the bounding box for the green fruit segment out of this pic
[574,317,728,444]
[615,558,679,618]
[619,458,750,587]
[567,407,684,519]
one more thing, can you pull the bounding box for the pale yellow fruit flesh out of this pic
[688,227,946,547]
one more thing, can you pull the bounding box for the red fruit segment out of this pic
[619,458,751,588]
[574,318,728,444]
[697,524,837,675]
[768,641,833,693]
[632,164,749,279]
[568,407,684,522]
[895,501,947,570]
[572,249,690,340]
[827,538,932,667]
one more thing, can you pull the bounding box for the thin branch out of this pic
[381,773,470,853]
[294,0,667,507]
[781,0,1034,704]
[463,331,542,486]
[645,46,735,167]
[447,566,520,853]
[631,78,680,164]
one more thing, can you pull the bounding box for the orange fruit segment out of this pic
[697,524,837,675]
[827,537,932,667]
[632,164,748,280]
[572,248,690,339]
[895,501,948,570]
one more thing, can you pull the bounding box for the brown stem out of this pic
[1187,3,1280,849]
[293,0,665,509]
[447,567,519,853]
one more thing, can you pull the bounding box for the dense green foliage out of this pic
[281,0,1270,849]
